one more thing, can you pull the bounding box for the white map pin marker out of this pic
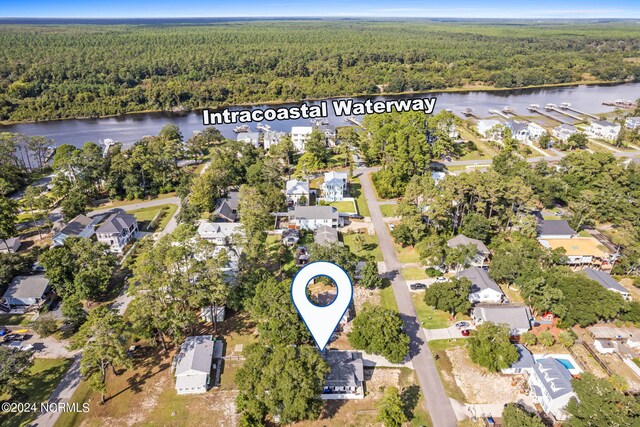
[291,261,353,351]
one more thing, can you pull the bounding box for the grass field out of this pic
[1,358,72,427]
[394,244,423,264]
[379,204,398,217]
[0,314,31,326]
[402,267,428,281]
[380,284,398,312]
[329,200,356,213]
[411,293,451,329]
[91,192,177,210]
[128,203,178,232]
[342,233,383,262]
[350,178,370,217]
[428,339,467,402]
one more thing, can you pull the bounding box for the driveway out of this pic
[359,169,458,427]
[423,325,474,341]
[31,355,82,427]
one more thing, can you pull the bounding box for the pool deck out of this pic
[534,353,582,375]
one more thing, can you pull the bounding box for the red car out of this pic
[461,329,471,337]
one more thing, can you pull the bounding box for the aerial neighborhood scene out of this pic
[2,1,640,427]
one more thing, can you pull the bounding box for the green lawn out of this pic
[411,293,451,329]
[394,243,423,264]
[0,314,32,326]
[91,192,177,210]
[1,358,73,427]
[428,339,467,402]
[342,233,383,262]
[128,203,178,232]
[329,200,356,213]
[350,177,371,217]
[380,284,398,311]
[402,267,428,281]
[379,204,398,217]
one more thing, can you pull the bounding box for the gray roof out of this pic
[510,344,536,370]
[556,124,577,132]
[292,205,339,220]
[58,214,93,236]
[457,267,504,296]
[531,358,574,399]
[2,237,21,249]
[314,225,339,246]
[593,119,616,127]
[581,268,629,295]
[472,305,533,331]
[538,220,576,237]
[324,350,364,388]
[3,274,50,300]
[214,192,240,221]
[175,335,214,376]
[96,212,137,234]
[507,120,528,132]
[236,132,260,144]
[447,234,489,254]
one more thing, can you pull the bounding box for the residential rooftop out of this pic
[2,274,50,301]
[581,268,629,295]
[457,267,502,295]
[447,234,489,254]
[538,220,576,237]
[472,305,533,331]
[323,350,364,389]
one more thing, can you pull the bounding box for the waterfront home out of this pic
[476,119,503,139]
[0,237,21,253]
[197,221,244,246]
[317,124,337,146]
[263,130,287,150]
[236,132,260,148]
[446,234,490,267]
[321,350,365,399]
[506,120,530,142]
[286,179,310,206]
[53,214,100,247]
[471,305,533,335]
[174,335,215,395]
[528,358,576,421]
[95,212,138,253]
[457,267,504,303]
[289,205,342,230]
[538,236,615,270]
[291,126,313,152]
[1,274,50,312]
[580,268,630,300]
[587,119,621,141]
[213,191,240,222]
[322,171,348,202]
[552,124,579,142]
[527,122,547,140]
[537,220,576,239]
[626,116,640,130]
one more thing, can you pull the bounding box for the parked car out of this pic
[455,321,470,329]
[349,214,364,220]
[410,283,427,290]
[435,276,447,282]
[461,329,471,337]
[389,224,395,231]
[3,333,26,343]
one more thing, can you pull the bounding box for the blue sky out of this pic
[1,0,639,19]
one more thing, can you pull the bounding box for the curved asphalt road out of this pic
[359,168,458,427]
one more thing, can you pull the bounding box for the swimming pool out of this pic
[555,358,575,370]
[533,353,582,374]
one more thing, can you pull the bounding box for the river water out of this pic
[1,82,638,149]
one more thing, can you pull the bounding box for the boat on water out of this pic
[545,103,557,110]
[502,106,513,114]
[559,102,571,109]
[602,99,636,109]
[528,104,541,110]
[256,123,272,132]
[310,118,329,126]
[233,125,250,133]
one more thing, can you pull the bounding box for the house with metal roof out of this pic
[2,274,50,312]
[501,344,536,375]
[174,335,215,395]
[322,171,348,202]
[197,221,244,246]
[537,220,576,239]
[314,225,340,247]
[552,124,579,142]
[626,116,640,130]
[457,267,504,303]
[53,214,101,247]
[506,120,530,141]
[286,179,310,206]
[447,234,490,267]
[0,237,21,254]
[213,191,240,222]
[471,305,533,335]
[528,358,576,421]
[587,119,621,141]
[581,268,630,300]
[476,119,504,140]
[289,205,343,230]
[96,212,138,253]
[236,131,260,148]
[321,350,365,399]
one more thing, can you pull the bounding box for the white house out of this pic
[0,237,21,254]
[286,179,310,206]
[527,122,547,141]
[528,358,576,421]
[236,132,260,148]
[197,221,244,246]
[552,124,579,142]
[457,267,504,303]
[446,234,490,267]
[289,205,342,230]
[263,130,286,150]
[321,350,365,400]
[291,126,313,152]
[53,214,100,247]
[322,171,348,202]
[506,120,530,142]
[581,268,630,300]
[587,119,621,141]
[95,212,138,253]
[174,335,214,395]
[471,305,533,336]
[2,274,50,311]
[626,116,640,130]
[476,119,503,139]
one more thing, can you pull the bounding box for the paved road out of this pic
[31,356,82,427]
[359,169,458,427]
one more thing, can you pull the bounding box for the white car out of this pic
[389,224,396,231]
[435,276,448,282]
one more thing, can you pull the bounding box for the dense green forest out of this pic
[1,20,640,122]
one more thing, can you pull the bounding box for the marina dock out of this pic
[526,105,571,124]
[488,109,511,120]
[558,103,599,120]
[545,104,583,121]
[345,116,363,127]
